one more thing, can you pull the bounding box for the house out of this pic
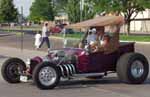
[130,9,150,33]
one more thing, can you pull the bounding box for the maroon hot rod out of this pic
[1,16,149,89]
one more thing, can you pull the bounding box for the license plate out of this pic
[20,76,28,82]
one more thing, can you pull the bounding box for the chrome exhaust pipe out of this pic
[59,64,76,78]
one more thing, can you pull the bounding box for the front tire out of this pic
[1,58,26,83]
[33,62,60,90]
[117,53,149,84]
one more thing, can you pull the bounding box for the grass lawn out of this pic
[1,26,150,42]
[120,35,150,42]
[0,26,41,31]
[53,33,150,42]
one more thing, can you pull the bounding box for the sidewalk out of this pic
[0,33,15,37]
[0,46,47,61]
[120,40,150,44]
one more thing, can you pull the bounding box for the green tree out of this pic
[93,0,150,34]
[56,0,96,23]
[0,0,18,23]
[29,0,55,22]
[54,0,68,9]
[64,0,80,23]
[82,0,96,21]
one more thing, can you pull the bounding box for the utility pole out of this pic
[20,6,24,51]
[80,0,84,22]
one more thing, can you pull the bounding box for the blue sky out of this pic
[13,0,35,17]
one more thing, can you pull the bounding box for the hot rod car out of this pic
[1,16,149,90]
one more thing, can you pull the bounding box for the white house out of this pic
[130,9,150,33]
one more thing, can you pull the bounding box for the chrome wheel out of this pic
[39,66,57,86]
[131,60,144,78]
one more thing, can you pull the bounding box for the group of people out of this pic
[79,24,121,54]
[34,23,51,51]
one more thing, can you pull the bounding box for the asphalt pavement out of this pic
[0,32,150,97]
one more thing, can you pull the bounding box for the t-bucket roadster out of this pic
[1,16,149,90]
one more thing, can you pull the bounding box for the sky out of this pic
[13,0,35,17]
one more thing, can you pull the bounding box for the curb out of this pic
[0,33,15,37]
[50,36,80,40]
[50,36,150,44]
[120,40,150,44]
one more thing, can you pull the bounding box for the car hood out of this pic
[31,48,86,63]
[48,48,86,56]
[62,48,86,56]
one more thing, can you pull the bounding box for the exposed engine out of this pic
[47,50,78,65]
[46,50,78,78]
[28,50,79,78]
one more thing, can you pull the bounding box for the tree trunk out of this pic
[127,20,131,35]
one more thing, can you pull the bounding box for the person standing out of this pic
[39,23,51,51]
[34,31,42,49]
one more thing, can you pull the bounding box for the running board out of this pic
[72,73,105,78]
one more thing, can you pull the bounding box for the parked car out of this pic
[1,16,149,90]
[51,26,62,33]
[65,28,75,34]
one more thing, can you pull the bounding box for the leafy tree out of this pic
[56,0,96,23]
[64,0,80,23]
[29,0,55,22]
[0,0,18,23]
[82,0,96,21]
[93,0,150,34]
[54,0,68,9]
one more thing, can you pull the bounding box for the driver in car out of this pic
[89,24,121,54]
[86,28,97,44]
[78,28,97,50]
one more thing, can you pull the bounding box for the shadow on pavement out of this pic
[144,77,150,84]
[56,76,150,90]
[59,77,121,85]
[54,77,122,90]
[2,76,150,90]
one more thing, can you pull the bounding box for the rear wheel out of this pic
[117,53,149,84]
[33,62,60,90]
[1,58,26,83]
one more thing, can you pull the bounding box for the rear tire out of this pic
[117,53,149,84]
[1,58,26,83]
[33,62,60,90]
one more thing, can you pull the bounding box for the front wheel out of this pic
[117,53,149,84]
[1,58,26,83]
[33,62,60,90]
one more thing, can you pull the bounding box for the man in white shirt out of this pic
[86,28,97,44]
[39,23,50,50]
